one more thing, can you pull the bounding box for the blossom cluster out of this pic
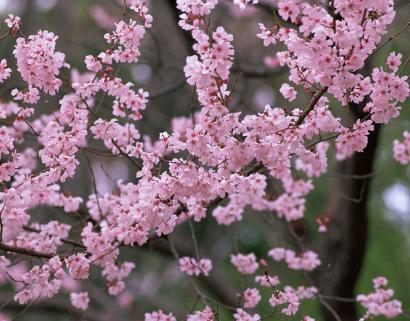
[0,0,407,319]
[14,30,68,97]
[357,277,403,319]
[179,256,213,276]
[393,131,410,164]
[268,248,321,271]
[231,253,259,275]
[269,286,317,316]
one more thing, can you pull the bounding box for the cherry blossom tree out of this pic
[0,1,408,321]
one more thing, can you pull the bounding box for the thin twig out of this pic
[295,87,328,126]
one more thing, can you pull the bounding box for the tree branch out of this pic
[0,243,53,259]
[295,87,328,126]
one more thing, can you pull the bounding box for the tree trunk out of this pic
[319,121,381,321]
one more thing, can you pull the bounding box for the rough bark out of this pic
[319,117,381,321]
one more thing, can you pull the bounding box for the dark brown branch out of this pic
[147,237,238,307]
[250,2,295,26]
[150,80,188,99]
[111,140,143,170]
[0,243,52,259]
[2,297,103,321]
[295,87,328,126]
[371,21,410,56]
[23,226,85,249]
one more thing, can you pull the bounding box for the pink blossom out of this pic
[14,31,68,95]
[269,290,301,316]
[387,52,402,73]
[278,0,301,23]
[357,277,402,319]
[242,288,261,308]
[263,56,280,69]
[179,257,212,276]
[233,308,260,321]
[255,274,280,287]
[108,281,125,296]
[0,0,407,316]
[268,248,321,271]
[233,0,259,10]
[0,59,11,83]
[84,55,103,73]
[11,86,40,105]
[393,131,410,164]
[257,23,277,47]
[336,120,375,160]
[65,254,90,280]
[103,19,146,64]
[70,292,90,310]
[280,83,297,102]
[145,310,176,321]
[14,262,63,303]
[187,306,215,321]
[5,14,20,31]
[231,253,259,275]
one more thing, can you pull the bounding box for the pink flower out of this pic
[14,31,69,95]
[48,256,65,279]
[145,310,176,321]
[243,288,261,308]
[11,86,40,105]
[263,56,280,69]
[108,281,125,296]
[373,277,388,289]
[257,23,277,47]
[387,52,402,73]
[0,0,407,316]
[5,14,20,30]
[357,277,402,319]
[393,131,410,164]
[269,290,300,316]
[0,59,11,83]
[70,292,89,310]
[103,18,147,64]
[233,0,259,10]
[187,306,215,321]
[179,257,212,276]
[231,253,259,275]
[268,248,321,271]
[268,248,287,261]
[278,0,301,23]
[280,83,297,102]
[255,274,280,287]
[84,55,103,72]
[65,254,90,280]
[233,308,260,321]
[336,120,375,160]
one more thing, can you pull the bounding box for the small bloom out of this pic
[280,83,297,102]
[231,253,259,275]
[70,292,89,310]
[243,288,261,308]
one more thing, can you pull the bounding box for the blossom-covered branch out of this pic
[0,0,408,320]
